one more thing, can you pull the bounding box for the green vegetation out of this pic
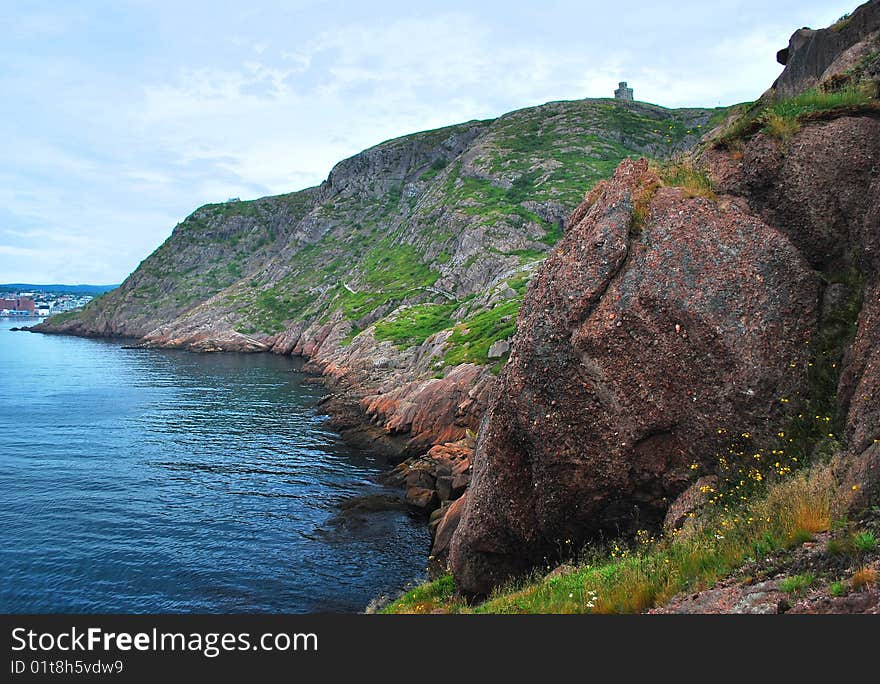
[102,190,317,328]
[768,86,871,119]
[780,573,814,595]
[540,221,564,246]
[336,242,440,322]
[831,12,852,32]
[718,87,875,146]
[829,580,848,597]
[384,271,868,613]
[374,302,457,347]
[655,160,716,200]
[420,157,449,182]
[236,287,315,335]
[853,531,877,553]
[381,575,462,614]
[441,275,529,367]
[371,273,531,362]
[425,101,725,244]
[383,464,841,613]
[443,299,519,367]
[45,310,79,324]
[783,267,864,465]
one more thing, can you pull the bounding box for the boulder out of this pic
[405,487,439,511]
[436,475,454,502]
[450,158,819,595]
[768,0,880,99]
[707,113,880,515]
[663,476,720,535]
[487,339,510,359]
[429,494,467,574]
[405,468,436,491]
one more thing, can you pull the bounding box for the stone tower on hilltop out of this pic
[614,81,634,101]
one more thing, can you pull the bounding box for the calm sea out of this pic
[0,317,428,613]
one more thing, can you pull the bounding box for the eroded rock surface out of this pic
[771,0,880,99]
[450,159,819,594]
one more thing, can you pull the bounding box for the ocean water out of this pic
[0,318,428,613]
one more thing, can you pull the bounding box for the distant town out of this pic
[0,289,95,318]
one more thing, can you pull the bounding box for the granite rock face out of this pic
[771,0,880,99]
[449,159,819,594]
[706,109,880,517]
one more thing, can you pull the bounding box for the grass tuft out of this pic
[851,566,878,590]
[651,160,715,200]
[760,111,801,141]
[378,575,461,614]
[829,580,848,597]
[780,573,814,595]
[853,531,877,553]
[374,303,456,348]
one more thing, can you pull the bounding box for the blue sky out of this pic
[0,0,856,284]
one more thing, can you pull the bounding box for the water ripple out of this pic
[0,320,428,613]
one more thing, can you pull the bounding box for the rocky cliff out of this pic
[37,99,722,460]
[450,0,880,595]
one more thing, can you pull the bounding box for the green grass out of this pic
[235,287,315,335]
[380,575,462,614]
[829,580,847,597]
[654,160,715,200]
[332,242,441,323]
[780,573,814,595]
[44,310,79,324]
[420,157,449,182]
[769,87,871,119]
[442,275,528,367]
[718,87,875,145]
[508,248,549,263]
[371,272,532,360]
[853,531,877,552]
[373,302,457,348]
[831,12,852,31]
[443,300,518,366]
[540,221,564,246]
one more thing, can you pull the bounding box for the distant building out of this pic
[614,81,634,101]
[0,296,35,314]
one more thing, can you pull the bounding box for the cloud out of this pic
[0,0,853,283]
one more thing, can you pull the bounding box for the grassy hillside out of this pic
[42,98,727,365]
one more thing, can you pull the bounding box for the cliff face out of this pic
[449,158,822,593]
[37,99,722,458]
[450,3,880,594]
[771,0,880,99]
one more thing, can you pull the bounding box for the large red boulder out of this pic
[449,158,819,595]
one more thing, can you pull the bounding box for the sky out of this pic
[0,0,858,284]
